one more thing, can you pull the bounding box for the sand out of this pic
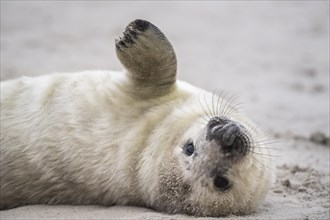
[0,1,329,219]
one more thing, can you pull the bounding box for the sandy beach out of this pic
[1,1,329,219]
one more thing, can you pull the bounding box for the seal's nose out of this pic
[206,117,250,157]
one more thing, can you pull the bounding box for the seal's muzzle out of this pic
[206,117,251,159]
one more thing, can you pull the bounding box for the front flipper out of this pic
[116,19,177,97]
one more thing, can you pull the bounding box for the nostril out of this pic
[207,117,228,131]
[214,176,230,191]
[210,124,225,135]
[208,122,237,145]
[220,123,238,146]
[206,117,229,141]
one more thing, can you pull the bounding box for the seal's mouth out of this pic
[206,117,251,159]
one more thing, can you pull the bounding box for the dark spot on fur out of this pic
[201,180,209,187]
[182,184,191,194]
[118,40,127,48]
[115,43,124,52]
[123,34,134,44]
[133,19,150,32]
[210,168,218,178]
[129,30,138,39]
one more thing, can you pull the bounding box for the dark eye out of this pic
[184,142,195,156]
[214,176,230,191]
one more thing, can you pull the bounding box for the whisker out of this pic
[215,89,225,117]
[225,101,245,118]
[254,141,281,146]
[203,93,214,120]
[249,153,275,172]
[220,92,231,117]
[247,155,275,172]
[192,111,209,124]
[192,107,209,122]
[252,146,282,151]
[252,158,276,172]
[253,137,281,142]
[250,150,283,158]
[219,91,230,117]
[192,120,208,126]
[223,93,240,118]
[252,126,274,140]
[198,95,212,120]
[211,90,216,119]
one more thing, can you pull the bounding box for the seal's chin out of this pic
[206,116,251,160]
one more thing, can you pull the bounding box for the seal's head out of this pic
[157,99,273,217]
[182,116,253,192]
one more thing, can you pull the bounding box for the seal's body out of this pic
[0,20,272,216]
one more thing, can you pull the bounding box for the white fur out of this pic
[0,71,272,215]
[0,71,197,205]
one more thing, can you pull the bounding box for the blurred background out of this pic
[1,1,329,219]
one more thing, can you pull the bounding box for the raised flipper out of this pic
[116,19,177,97]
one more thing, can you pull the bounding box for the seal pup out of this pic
[0,19,273,216]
